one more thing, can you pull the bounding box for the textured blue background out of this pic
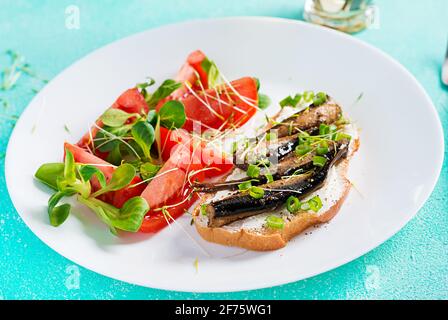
[0,0,447,299]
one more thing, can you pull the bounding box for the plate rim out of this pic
[5,16,445,293]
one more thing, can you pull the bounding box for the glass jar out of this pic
[303,0,375,33]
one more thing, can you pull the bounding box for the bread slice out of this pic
[193,137,359,251]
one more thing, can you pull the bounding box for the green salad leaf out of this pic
[35,149,148,233]
[136,78,156,100]
[92,163,136,197]
[63,148,76,184]
[201,57,220,88]
[147,79,182,108]
[106,144,123,165]
[159,100,186,129]
[131,121,155,159]
[40,149,90,227]
[100,108,139,127]
[258,93,271,110]
[49,203,71,227]
[78,196,149,233]
[78,165,107,188]
[136,78,156,90]
[112,197,149,232]
[48,190,74,227]
[254,78,260,91]
[140,162,160,180]
[35,163,64,190]
[146,109,158,126]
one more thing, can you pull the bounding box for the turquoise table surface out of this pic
[0,0,447,300]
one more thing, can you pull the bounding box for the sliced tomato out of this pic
[64,142,115,181]
[140,129,233,233]
[159,127,192,161]
[64,142,146,208]
[77,88,148,149]
[169,143,204,178]
[187,50,208,90]
[158,127,233,177]
[78,51,209,149]
[140,137,204,210]
[139,191,199,233]
[170,50,208,100]
[171,63,197,100]
[140,162,186,210]
[101,176,146,208]
[201,145,234,178]
[77,119,103,150]
[181,77,258,131]
[159,127,206,175]
[116,88,148,114]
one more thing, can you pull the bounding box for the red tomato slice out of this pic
[201,146,234,178]
[187,50,208,90]
[169,143,204,177]
[140,157,187,210]
[78,51,209,149]
[139,191,199,233]
[171,50,208,100]
[64,142,146,208]
[64,142,115,180]
[77,119,103,150]
[116,88,148,114]
[140,132,232,233]
[158,127,233,177]
[181,77,258,131]
[172,63,197,100]
[140,135,207,209]
[77,88,147,149]
[140,131,210,228]
[101,176,146,208]
[139,141,206,233]
[159,127,193,161]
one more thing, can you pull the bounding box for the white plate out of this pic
[5,17,444,292]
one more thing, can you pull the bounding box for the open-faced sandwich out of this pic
[34,49,358,251]
[193,94,359,250]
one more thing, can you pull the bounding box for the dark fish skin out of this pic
[233,134,300,170]
[195,141,343,193]
[270,101,342,138]
[206,171,313,228]
[267,140,342,177]
[233,100,341,169]
[271,135,300,161]
[207,146,348,228]
[195,156,313,193]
